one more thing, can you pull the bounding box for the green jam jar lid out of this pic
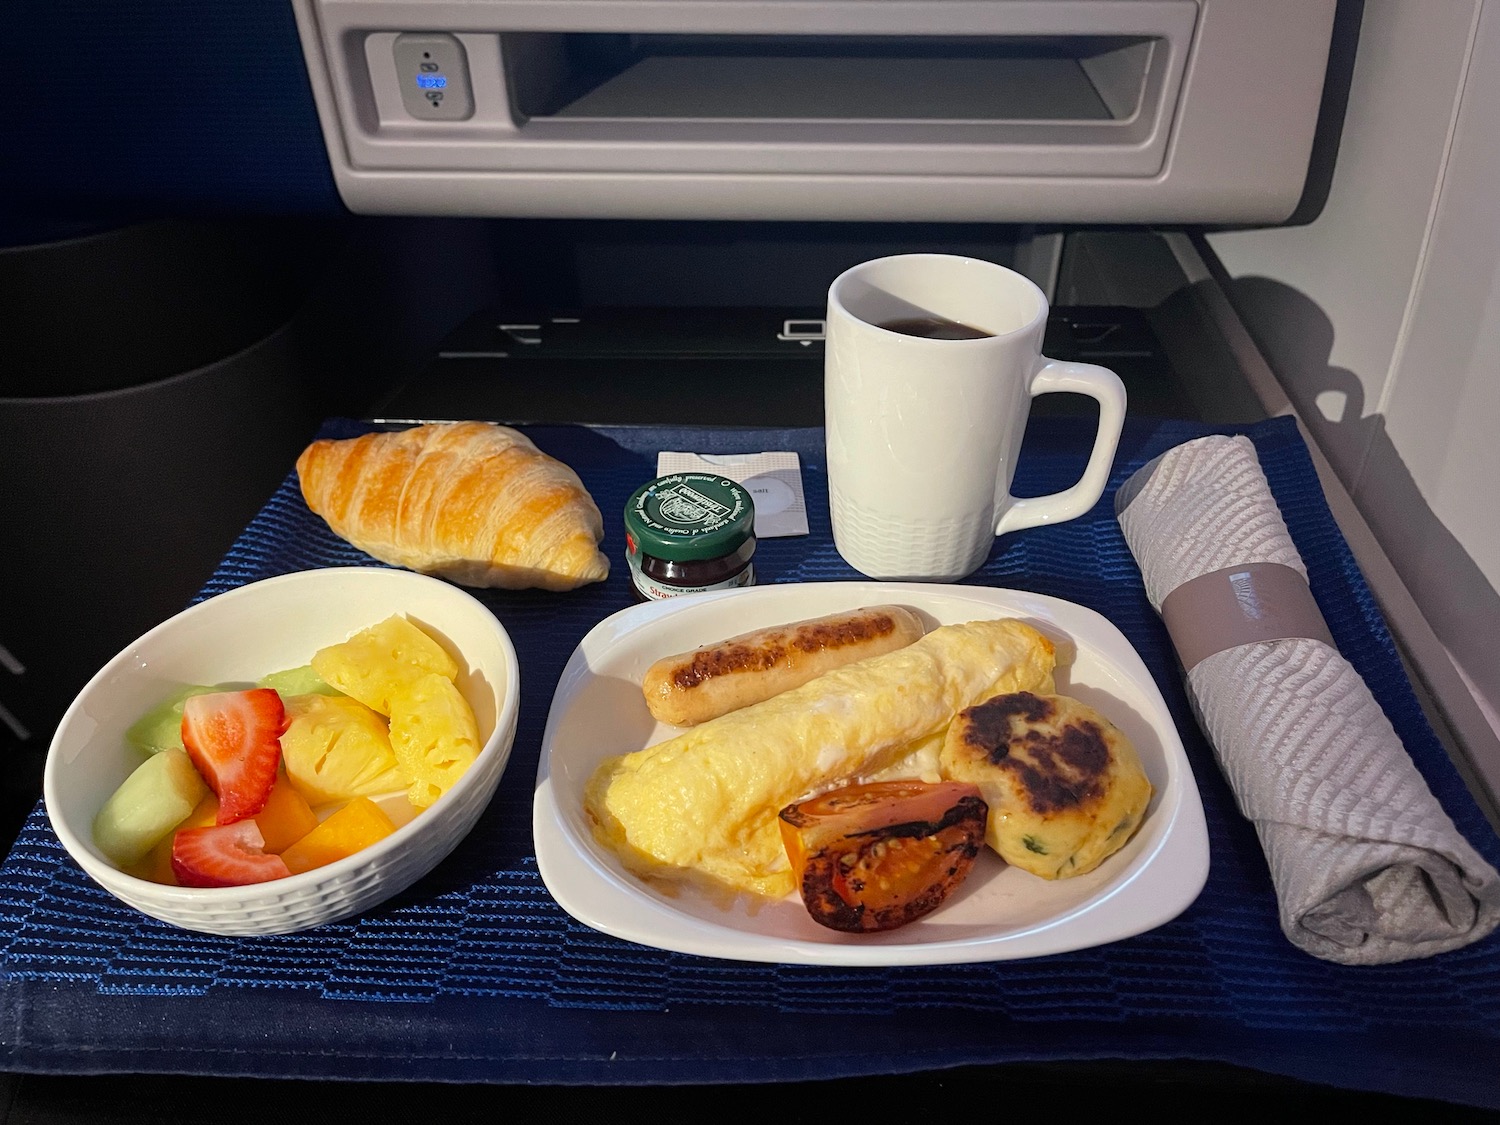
[624,473,755,562]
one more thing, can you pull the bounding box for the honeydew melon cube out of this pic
[123,685,219,755]
[92,748,209,867]
[257,665,340,699]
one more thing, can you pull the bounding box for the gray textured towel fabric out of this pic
[1116,435,1500,964]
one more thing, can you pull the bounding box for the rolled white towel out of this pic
[1116,434,1500,964]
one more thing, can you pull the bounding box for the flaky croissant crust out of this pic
[297,422,610,591]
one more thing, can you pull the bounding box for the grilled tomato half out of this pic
[778,780,988,933]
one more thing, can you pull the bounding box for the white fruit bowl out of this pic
[43,567,520,936]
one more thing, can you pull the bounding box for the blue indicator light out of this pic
[416,74,448,89]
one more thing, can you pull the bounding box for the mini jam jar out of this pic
[624,472,756,601]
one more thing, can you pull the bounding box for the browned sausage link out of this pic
[641,605,924,726]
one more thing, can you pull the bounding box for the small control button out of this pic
[778,319,826,342]
[393,33,474,121]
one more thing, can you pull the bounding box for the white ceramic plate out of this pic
[533,582,1208,966]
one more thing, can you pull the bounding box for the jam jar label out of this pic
[626,554,756,601]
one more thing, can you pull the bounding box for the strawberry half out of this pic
[180,688,285,825]
[170,821,291,888]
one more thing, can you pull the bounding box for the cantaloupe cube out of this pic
[255,775,319,854]
[310,615,459,716]
[123,841,178,886]
[280,797,397,875]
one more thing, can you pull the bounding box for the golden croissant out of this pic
[296,421,610,591]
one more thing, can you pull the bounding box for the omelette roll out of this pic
[586,618,1056,899]
[641,605,926,726]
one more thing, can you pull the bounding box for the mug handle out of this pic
[995,359,1127,536]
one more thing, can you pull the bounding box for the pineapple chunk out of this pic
[280,694,408,807]
[388,673,480,809]
[93,747,210,867]
[311,615,459,716]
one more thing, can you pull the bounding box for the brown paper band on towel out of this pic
[1160,562,1334,671]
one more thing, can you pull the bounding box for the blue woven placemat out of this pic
[3,415,1498,1106]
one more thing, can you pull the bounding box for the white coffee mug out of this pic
[825,253,1127,581]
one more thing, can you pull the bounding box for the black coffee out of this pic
[875,315,993,341]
